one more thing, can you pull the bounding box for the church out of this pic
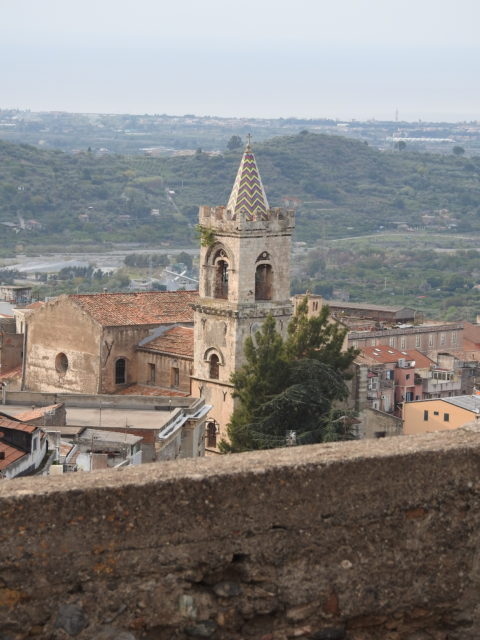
[22,144,295,446]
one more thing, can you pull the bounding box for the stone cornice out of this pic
[192,301,292,319]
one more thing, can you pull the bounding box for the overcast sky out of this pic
[1,0,479,121]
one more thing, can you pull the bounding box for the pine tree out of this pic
[286,297,357,370]
[220,299,359,452]
[219,315,286,452]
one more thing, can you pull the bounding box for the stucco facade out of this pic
[403,396,480,435]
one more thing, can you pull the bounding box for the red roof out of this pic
[0,416,37,433]
[140,326,194,358]
[359,345,434,368]
[359,345,407,364]
[463,338,480,352]
[0,442,25,471]
[0,415,38,471]
[69,291,198,327]
[14,403,63,422]
[402,349,435,369]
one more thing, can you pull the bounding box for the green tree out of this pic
[175,251,193,270]
[452,146,465,156]
[227,135,243,151]
[221,315,287,452]
[286,298,357,371]
[220,300,358,453]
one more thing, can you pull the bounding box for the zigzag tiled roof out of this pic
[227,144,269,220]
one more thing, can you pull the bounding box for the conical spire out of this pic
[227,142,269,220]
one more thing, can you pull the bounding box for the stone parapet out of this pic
[3,427,480,638]
[199,205,295,234]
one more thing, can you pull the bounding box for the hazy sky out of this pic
[1,0,480,121]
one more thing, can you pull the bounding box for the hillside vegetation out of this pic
[1,132,480,251]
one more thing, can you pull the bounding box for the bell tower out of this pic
[191,143,295,446]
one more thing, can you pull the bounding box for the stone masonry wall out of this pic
[24,297,101,394]
[2,429,480,639]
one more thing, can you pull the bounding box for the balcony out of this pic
[422,372,461,395]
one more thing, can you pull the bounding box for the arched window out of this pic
[206,421,218,448]
[209,354,220,379]
[214,259,229,299]
[115,358,126,384]
[255,264,273,300]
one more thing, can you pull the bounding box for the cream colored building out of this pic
[404,395,480,435]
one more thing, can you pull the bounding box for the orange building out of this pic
[403,395,480,435]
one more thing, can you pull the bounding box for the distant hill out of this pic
[1,132,480,251]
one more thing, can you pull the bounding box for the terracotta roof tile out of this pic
[69,291,198,327]
[0,416,37,433]
[358,345,434,368]
[14,403,62,422]
[0,442,26,471]
[463,338,480,351]
[139,326,194,358]
[358,345,407,364]
[402,349,435,369]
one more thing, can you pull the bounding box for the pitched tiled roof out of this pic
[402,349,435,369]
[0,442,26,471]
[227,144,269,220]
[358,345,406,364]
[69,291,198,327]
[139,326,194,358]
[14,403,63,423]
[0,416,37,433]
[358,345,434,368]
